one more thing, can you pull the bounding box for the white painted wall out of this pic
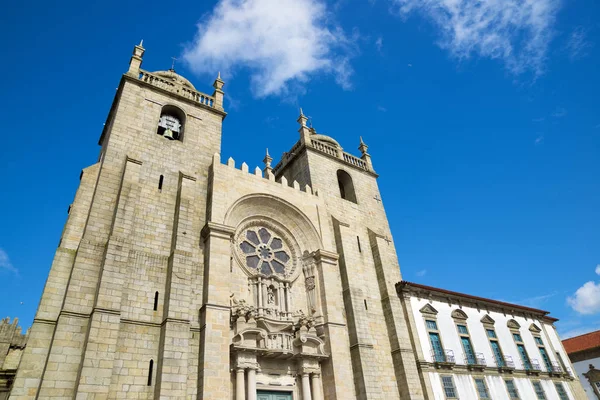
[408,295,582,399]
[409,296,562,369]
[572,356,600,399]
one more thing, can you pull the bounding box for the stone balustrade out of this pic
[139,70,216,108]
[310,139,339,158]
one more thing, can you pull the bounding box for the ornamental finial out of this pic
[263,148,273,177]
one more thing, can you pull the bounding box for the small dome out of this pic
[152,70,197,90]
[312,134,341,148]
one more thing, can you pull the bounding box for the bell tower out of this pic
[273,112,425,400]
[10,43,226,399]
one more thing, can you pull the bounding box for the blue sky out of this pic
[0,0,598,339]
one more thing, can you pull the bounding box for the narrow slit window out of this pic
[357,236,362,252]
[147,359,154,386]
[364,299,368,310]
[158,175,164,191]
[153,291,159,311]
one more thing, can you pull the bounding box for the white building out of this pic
[563,330,600,399]
[398,281,586,400]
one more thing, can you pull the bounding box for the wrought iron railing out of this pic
[551,362,563,374]
[465,353,486,366]
[431,349,455,364]
[494,354,515,368]
[525,359,542,372]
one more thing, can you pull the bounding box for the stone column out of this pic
[311,373,323,400]
[302,373,312,400]
[236,369,246,400]
[257,278,263,316]
[247,368,257,400]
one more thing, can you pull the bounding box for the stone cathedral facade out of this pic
[8,43,421,400]
[6,43,587,400]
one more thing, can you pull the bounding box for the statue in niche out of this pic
[267,286,275,305]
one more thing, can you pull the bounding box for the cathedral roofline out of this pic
[273,139,379,179]
[397,280,558,322]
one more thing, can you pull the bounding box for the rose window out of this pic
[239,227,291,277]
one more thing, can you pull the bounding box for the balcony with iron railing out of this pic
[524,359,542,375]
[493,354,515,371]
[464,353,487,370]
[431,349,456,369]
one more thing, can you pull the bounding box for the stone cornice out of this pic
[201,222,236,241]
[396,281,555,322]
[313,249,339,264]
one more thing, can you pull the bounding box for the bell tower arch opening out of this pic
[157,104,186,141]
[337,169,357,203]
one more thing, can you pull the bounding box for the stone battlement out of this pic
[212,153,316,196]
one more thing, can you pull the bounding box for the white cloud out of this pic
[391,0,560,77]
[0,249,18,275]
[182,0,355,97]
[535,135,544,145]
[566,26,593,61]
[375,36,383,52]
[560,326,600,339]
[567,266,600,315]
[415,269,427,277]
[377,105,387,112]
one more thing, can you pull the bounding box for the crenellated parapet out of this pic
[211,153,316,196]
[0,318,27,352]
[0,318,28,397]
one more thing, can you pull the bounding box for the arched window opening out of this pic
[147,359,154,386]
[153,291,159,311]
[158,175,164,191]
[337,170,357,203]
[157,105,186,141]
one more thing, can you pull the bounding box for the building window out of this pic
[556,351,568,373]
[534,336,552,372]
[512,332,532,370]
[554,382,569,400]
[425,319,451,363]
[474,378,490,399]
[238,227,291,277]
[337,170,357,203]
[147,359,154,386]
[426,320,438,330]
[456,323,478,365]
[157,105,185,141]
[532,381,547,400]
[487,328,506,367]
[505,379,520,399]
[441,376,458,399]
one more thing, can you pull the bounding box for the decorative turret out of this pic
[358,136,373,170]
[212,72,225,111]
[127,40,145,77]
[262,148,273,178]
[297,108,312,145]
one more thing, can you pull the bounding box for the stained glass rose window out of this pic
[239,227,291,277]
